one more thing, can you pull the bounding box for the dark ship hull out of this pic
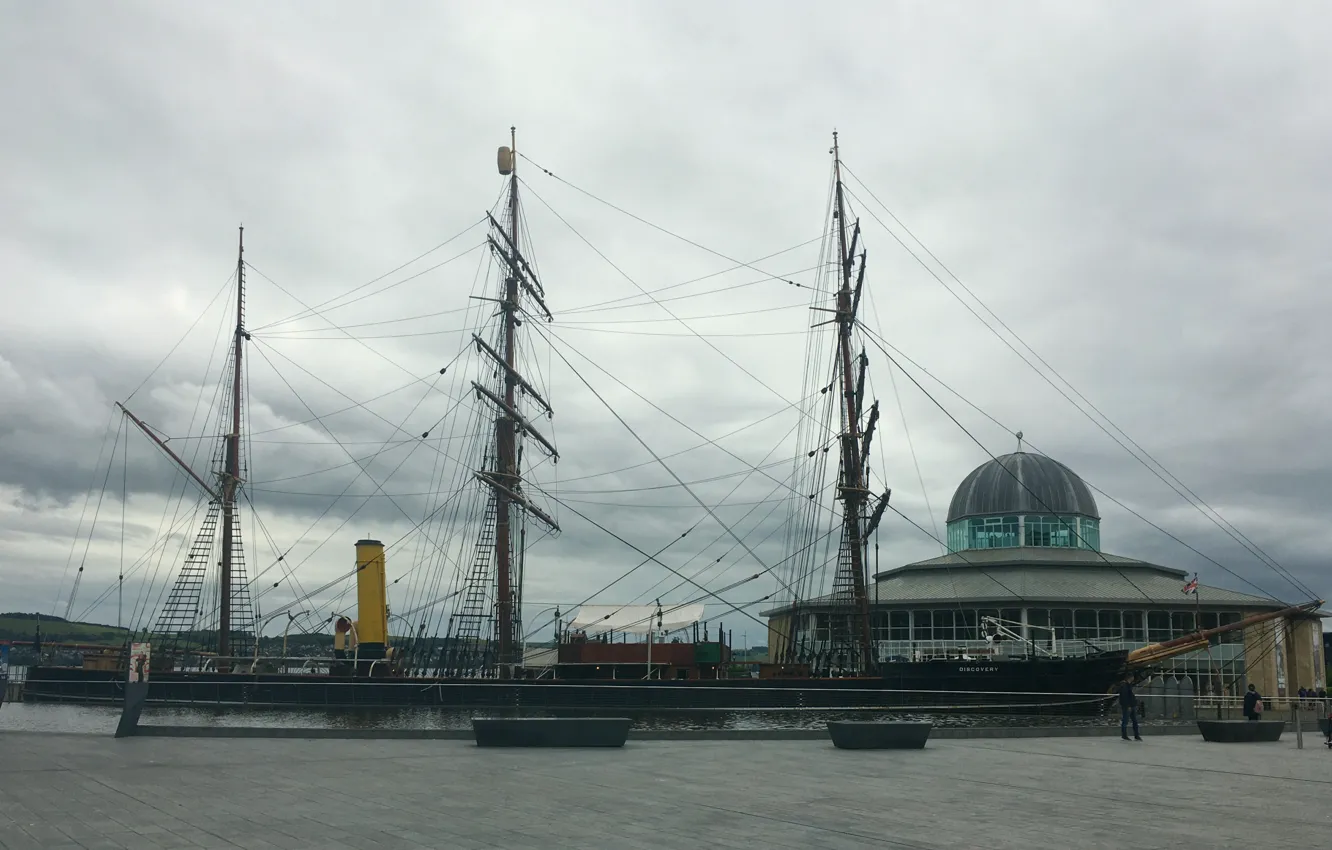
[23,652,1128,714]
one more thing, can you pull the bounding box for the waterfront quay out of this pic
[1,731,1327,849]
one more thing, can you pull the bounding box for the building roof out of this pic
[947,452,1100,523]
[761,546,1284,614]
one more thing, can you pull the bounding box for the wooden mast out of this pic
[476,128,558,679]
[218,226,245,659]
[494,129,520,678]
[831,133,876,674]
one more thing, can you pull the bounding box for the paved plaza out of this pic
[1,730,1328,848]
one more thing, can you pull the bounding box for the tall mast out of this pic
[477,127,559,679]
[831,133,875,674]
[218,225,244,658]
[494,128,520,677]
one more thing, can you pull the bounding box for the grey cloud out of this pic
[2,1,1329,632]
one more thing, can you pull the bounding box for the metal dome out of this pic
[946,452,1099,523]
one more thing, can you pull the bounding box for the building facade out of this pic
[765,452,1325,695]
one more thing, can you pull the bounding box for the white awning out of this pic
[567,603,705,636]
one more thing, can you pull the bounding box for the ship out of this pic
[22,130,1322,714]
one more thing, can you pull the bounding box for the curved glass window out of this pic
[946,515,1019,551]
[947,514,1101,552]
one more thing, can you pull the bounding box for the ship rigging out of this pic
[27,129,1324,711]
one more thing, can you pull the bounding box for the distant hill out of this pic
[0,613,129,646]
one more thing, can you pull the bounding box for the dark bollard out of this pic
[1196,719,1286,743]
[114,681,150,738]
[827,721,933,750]
[472,717,631,747]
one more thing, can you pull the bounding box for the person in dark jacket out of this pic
[1243,684,1262,720]
[1117,679,1141,741]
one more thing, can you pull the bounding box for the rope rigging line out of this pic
[529,326,853,577]
[519,151,828,289]
[214,343,468,603]
[539,489,823,640]
[541,417,808,635]
[520,178,839,433]
[558,260,827,317]
[63,415,125,620]
[863,286,942,554]
[839,170,1314,602]
[535,324,835,614]
[853,319,1298,607]
[620,420,809,614]
[242,359,472,440]
[250,217,487,332]
[185,352,480,629]
[73,494,208,624]
[531,318,878,633]
[124,269,237,404]
[243,261,467,393]
[253,263,822,336]
[48,405,119,617]
[851,325,1153,603]
[115,266,243,631]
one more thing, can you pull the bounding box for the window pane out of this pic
[871,613,889,641]
[1147,611,1171,641]
[934,610,954,641]
[1122,611,1144,641]
[958,610,978,641]
[1171,611,1195,637]
[913,610,932,641]
[1050,609,1073,640]
[1219,612,1242,644]
[1074,609,1097,639]
[1098,610,1122,639]
[889,611,910,641]
[1078,518,1101,552]
[1027,608,1051,630]
[1024,515,1079,548]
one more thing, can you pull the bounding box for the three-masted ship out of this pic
[23,131,1320,713]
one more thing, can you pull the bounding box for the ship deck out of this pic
[1,728,1326,848]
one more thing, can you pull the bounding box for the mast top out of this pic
[498,129,517,176]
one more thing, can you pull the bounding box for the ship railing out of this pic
[856,638,1248,663]
[17,672,1129,713]
[1189,692,1331,714]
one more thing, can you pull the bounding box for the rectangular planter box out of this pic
[1196,719,1285,743]
[827,721,933,750]
[471,717,631,748]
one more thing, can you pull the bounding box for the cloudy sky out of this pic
[2,1,1329,641]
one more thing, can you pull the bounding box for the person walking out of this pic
[1243,683,1263,721]
[1117,678,1142,741]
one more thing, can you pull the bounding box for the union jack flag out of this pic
[1181,577,1199,595]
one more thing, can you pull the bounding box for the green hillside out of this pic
[0,613,129,646]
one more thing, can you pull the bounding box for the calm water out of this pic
[0,701,1194,735]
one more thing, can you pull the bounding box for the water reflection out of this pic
[1,701,1193,735]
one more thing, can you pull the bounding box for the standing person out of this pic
[1117,678,1142,741]
[1243,683,1263,721]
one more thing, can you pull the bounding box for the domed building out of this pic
[765,452,1326,699]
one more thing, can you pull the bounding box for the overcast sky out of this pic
[2,1,1329,641]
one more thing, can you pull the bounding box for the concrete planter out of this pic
[471,717,631,748]
[1196,719,1285,743]
[827,721,933,750]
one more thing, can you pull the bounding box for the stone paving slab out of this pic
[1,730,1328,849]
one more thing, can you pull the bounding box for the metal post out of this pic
[1281,617,1304,748]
